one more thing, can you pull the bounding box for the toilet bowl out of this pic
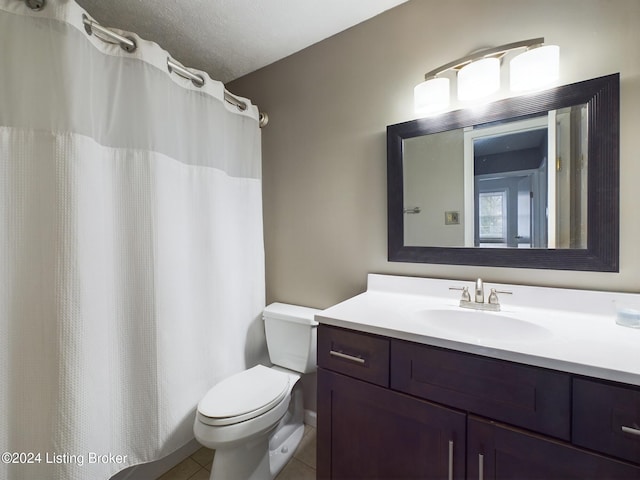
[194,303,319,480]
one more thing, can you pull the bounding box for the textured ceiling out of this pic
[74,0,409,84]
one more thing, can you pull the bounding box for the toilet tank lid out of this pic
[263,302,320,326]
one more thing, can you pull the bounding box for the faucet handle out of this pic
[488,288,512,305]
[449,286,471,302]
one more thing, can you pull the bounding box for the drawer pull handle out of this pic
[478,453,484,480]
[621,425,640,436]
[329,350,365,365]
[448,440,454,480]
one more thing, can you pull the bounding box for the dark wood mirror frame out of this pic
[387,73,619,271]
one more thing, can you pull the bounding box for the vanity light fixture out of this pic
[414,77,450,115]
[414,38,559,115]
[457,57,500,101]
[510,44,560,91]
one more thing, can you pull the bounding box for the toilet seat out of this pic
[197,365,290,427]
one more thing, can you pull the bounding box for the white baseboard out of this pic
[304,409,317,428]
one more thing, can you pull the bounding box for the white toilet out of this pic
[193,303,319,480]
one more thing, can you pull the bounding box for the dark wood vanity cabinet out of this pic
[317,325,465,479]
[467,416,640,479]
[573,378,640,465]
[318,369,466,479]
[317,324,640,479]
[391,338,571,440]
[317,324,390,387]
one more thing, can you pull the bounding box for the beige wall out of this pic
[229,0,640,310]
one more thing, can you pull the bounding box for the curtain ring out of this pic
[82,14,137,53]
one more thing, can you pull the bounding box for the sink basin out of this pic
[413,308,553,343]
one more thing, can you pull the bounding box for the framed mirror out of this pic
[387,73,619,271]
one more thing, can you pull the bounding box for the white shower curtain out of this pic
[0,1,266,479]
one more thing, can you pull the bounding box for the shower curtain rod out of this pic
[81,14,269,127]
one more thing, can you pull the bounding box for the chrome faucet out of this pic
[474,278,484,304]
[450,278,511,312]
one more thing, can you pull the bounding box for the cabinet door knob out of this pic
[329,350,365,365]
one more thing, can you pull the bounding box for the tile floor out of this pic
[156,426,316,480]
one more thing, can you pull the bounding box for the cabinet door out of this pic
[468,416,640,480]
[318,368,466,480]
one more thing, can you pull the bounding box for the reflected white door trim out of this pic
[547,110,557,248]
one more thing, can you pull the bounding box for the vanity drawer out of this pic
[391,339,571,440]
[318,325,390,387]
[573,378,640,464]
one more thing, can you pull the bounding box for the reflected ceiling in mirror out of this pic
[387,74,619,271]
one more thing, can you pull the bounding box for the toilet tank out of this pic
[263,303,319,374]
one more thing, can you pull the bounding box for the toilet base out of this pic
[201,378,305,480]
[209,433,271,480]
[207,423,305,480]
[268,423,304,478]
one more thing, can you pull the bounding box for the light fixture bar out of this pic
[423,37,544,80]
[414,37,558,115]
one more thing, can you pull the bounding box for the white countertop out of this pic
[316,274,640,387]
